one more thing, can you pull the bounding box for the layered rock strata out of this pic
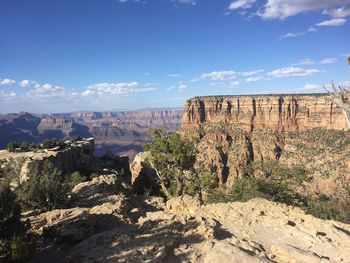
[180,94,350,200]
[181,94,349,132]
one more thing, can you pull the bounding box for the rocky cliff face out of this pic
[0,138,95,183]
[180,94,350,201]
[181,94,349,132]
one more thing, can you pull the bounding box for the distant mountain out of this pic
[0,109,183,158]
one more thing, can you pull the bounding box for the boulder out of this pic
[130,151,159,194]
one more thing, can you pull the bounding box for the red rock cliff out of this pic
[181,94,349,132]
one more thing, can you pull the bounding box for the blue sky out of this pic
[0,0,349,113]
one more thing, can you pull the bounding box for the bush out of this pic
[143,129,196,198]
[19,142,30,152]
[67,171,87,188]
[305,196,350,222]
[6,142,19,153]
[41,139,65,150]
[21,161,70,211]
[0,184,35,262]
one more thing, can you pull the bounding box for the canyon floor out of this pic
[26,173,350,263]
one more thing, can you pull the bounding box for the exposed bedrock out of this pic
[180,94,350,200]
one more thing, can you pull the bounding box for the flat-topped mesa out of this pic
[181,94,349,132]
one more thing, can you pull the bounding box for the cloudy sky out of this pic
[0,0,349,113]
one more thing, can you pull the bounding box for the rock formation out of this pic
[130,151,159,195]
[0,138,95,184]
[181,94,349,132]
[25,174,350,262]
[180,94,350,201]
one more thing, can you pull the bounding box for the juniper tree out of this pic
[143,129,196,198]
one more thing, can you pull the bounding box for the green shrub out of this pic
[68,171,87,188]
[6,142,19,153]
[0,184,36,262]
[21,161,69,211]
[305,196,350,222]
[19,142,30,152]
[230,176,262,202]
[41,139,65,150]
[143,129,196,198]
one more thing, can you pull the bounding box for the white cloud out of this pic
[307,26,317,32]
[211,81,239,88]
[267,67,320,78]
[293,58,314,65]
[280,31,305,39]
[193,70,237,82]
[228,0,256,10]
[323,6,350,18]
[0,90,16,100]
[0,78,16,86]
[27,83,72,98]
[83,81,156,97]
[258,0,350,20]
[172,0,197,5]
[168,73,181,78]
[321,57,338,64]
[19,80,38,88]
[240,69,264,76]
[316,18,347,26]
[245,76,269,82]
[167,83,187,92]
[304,84,320,90]
[178,84,187,92]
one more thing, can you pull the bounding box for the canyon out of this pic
[1,93,350,262]
[0,109,182,158]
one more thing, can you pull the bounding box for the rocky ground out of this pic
[25,173,350,263]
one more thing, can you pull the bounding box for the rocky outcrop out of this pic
[180,95,350,201]
[181,94,349,132]
[25,175,350,263]
[0,138,95,183]
[130,151,159,194]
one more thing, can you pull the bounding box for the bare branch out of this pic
[325,82,350,129]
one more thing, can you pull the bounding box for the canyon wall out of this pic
[180,94,350,200]
[0,109,182,158]
[181,94,349,132]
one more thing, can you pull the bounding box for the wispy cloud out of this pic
[267,67,320,78]
[168,73,181,78]
[280,31,305,39]
[240,69,264,76]
[82,81,156,98]
[171,0,197,5]
[0,90,16,100]
[320,57,338,64]
[292,58,315,65]
[258,0,350,20]
[228,0,256,11]
[323,6,350,18]
[316,18,347,26]
[307,26,317,32]
[303,84,321,90]
[245,76,269,82]
[192,70,237,82]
